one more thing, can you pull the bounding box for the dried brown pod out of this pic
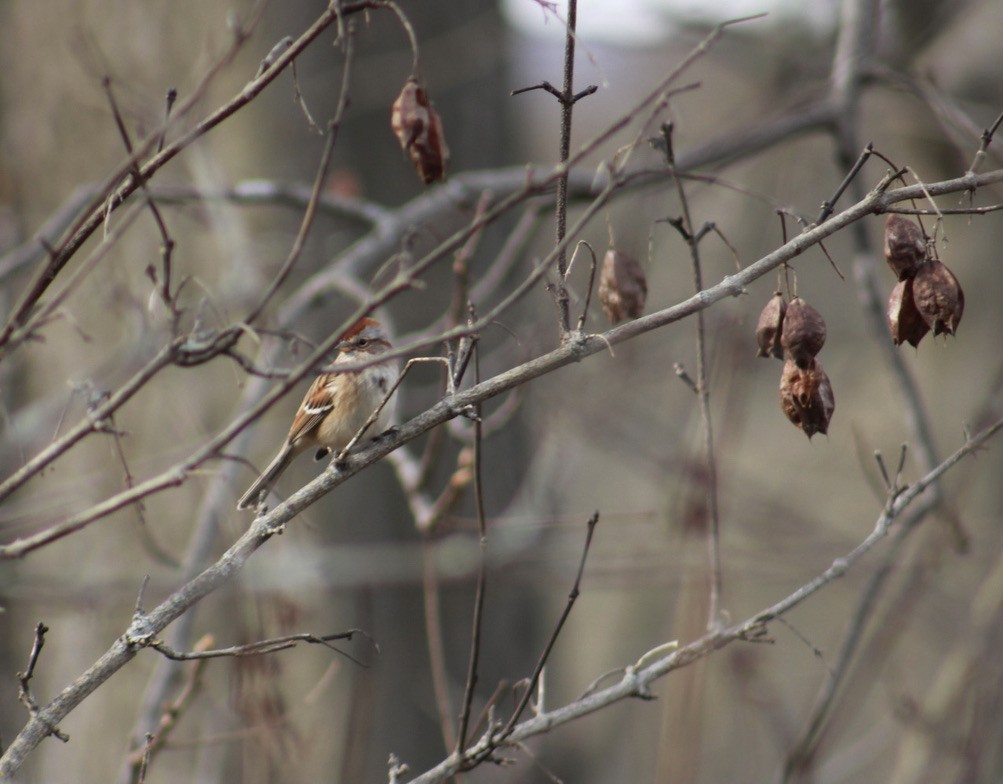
[911,259,964,336]
[883,214,927,281]
[598,248,647,324]
[756,291,786,359]
[779,357,835,438]
[391,78,449,184]
[887,277,930,348]
[780,297,826,368]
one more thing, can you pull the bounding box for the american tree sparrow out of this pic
[237,317,398,510]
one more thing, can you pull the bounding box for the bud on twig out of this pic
[598,248,647,324]
[391,78,449,184]
[883,214,926,281]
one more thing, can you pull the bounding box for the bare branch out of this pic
[16,623,69,744]
[406,419,1003,783]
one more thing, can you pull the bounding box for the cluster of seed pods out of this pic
[757,293,834,438]
[883,215,964,347]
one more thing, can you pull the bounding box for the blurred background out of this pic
[0,0,1002,782]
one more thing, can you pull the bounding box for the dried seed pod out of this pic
[598,248,647,324]
[391,78,449,184]
[911,260,964,336]
[780,297,826,368]
[755,291,786,359]
[883,215,926,281]
[887,277,930,348]
[779,358,835,439]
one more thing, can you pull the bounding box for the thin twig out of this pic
[107,413,180,568]
[382,0,420,77]
[0,341,176,506]
[781,510,913,780]
[101,77,177,308]
[665,134,724,631]
[135,734,154,784]
[967,109,1003,174]
[16,623,69,743]
[0,0,376,360]
[456,338,487,753]
[157,89,177,154]
[572,241,598,332]
[554,0,584,335]
[420,540,458,754]
[245,20,356,325]
[150,630,369,663]
[125,635,213,782]
[492,511,599,744]
[816,143,874,224]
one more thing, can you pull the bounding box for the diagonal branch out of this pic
[405,418,1003,783]
[2,161,999,773]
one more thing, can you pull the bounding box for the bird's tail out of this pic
[237,445,296,510]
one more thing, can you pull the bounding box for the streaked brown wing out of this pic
[286,374,334,447]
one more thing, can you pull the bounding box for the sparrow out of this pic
[237,317,398,510]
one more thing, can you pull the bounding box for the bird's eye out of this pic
[356,338,369,348]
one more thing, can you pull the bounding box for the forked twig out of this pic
[102,77,177,308]
[484,511,599,752]
[245,19,356,325]
[17,623,69,743]
[150,630,371,665]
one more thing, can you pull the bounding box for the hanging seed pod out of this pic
[391,78,449,184]
[755,291,786,359]
[598,248,647,324]
[887,277,930,347]
[883,215,927,281]
[911,260,964,336]
[779,358,835,438]
[780,297,826,368]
